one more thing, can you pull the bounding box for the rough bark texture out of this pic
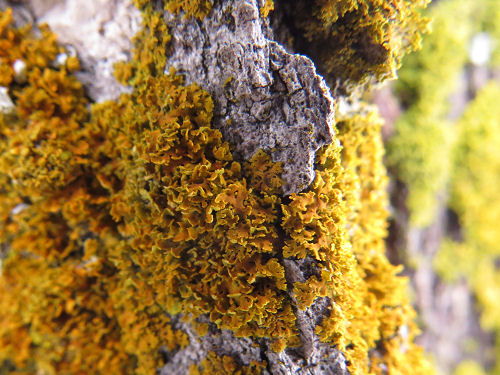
[0,0,141,101]
[3,0,492,374]
[160,315,348,375]
[5,0,335,195]
[159,1,347,373]
[164,0,335,195]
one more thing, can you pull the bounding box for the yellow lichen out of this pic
[260,0,274,18]
[387,0,475,227]
[0,7,189,374]
[189,352,265,375]
[0,2,431,375]
[283,0,430,86]
[434,83,500,374]
[164,0,214,20]
[388,0,500,227]
[311,109,431,375]
[454,360,488,375]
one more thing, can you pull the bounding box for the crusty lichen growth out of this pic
[279,107,431,374]
[164,0,214,19]
[434,83,500,375]
[0,2,431,375]
[0,4,294,372]
[260,0,274,17]
[337,111,419,374]
[189,352,266,374]
[307,109,431,375]
[0,7,188,374]
[116,71,297,346]
[162,0,336,196]
[280,0,429,88]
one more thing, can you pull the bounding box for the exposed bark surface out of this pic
[164,0,335,195]
[159,1,347,373]
[160,315,348,375]
[0,0,141,102]
[160,317,265,375]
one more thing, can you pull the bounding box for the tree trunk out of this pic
[1,0,488,374]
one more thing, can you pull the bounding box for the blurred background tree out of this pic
[380,0,500,374]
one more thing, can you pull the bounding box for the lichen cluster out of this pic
[280,0,429,88]
[0,1,431,375]
[190,352,265,375]
[387,0,475,226]
[316,110,430,375]
[433,83,500,375]
[164,0,214,19]
[385,0,500,372]
[0,8,189,374]
[388,0,500,227]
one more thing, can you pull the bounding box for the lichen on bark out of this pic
[0,0,433,374]
[164,0,335,195]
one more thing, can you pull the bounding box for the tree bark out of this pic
[1,0,485,374]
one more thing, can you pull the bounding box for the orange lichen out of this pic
[0,4,295,372]
[285,110,431,375]
[283,0,430,86]
[0,8,187,374]
[260,0,274,18]
[112,70,297,342]
[0,2,431,375]
[336,110,432,375]
[189,352,266,375]
[164,0,214,20]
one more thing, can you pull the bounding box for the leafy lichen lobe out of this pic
[0,2,432,375]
